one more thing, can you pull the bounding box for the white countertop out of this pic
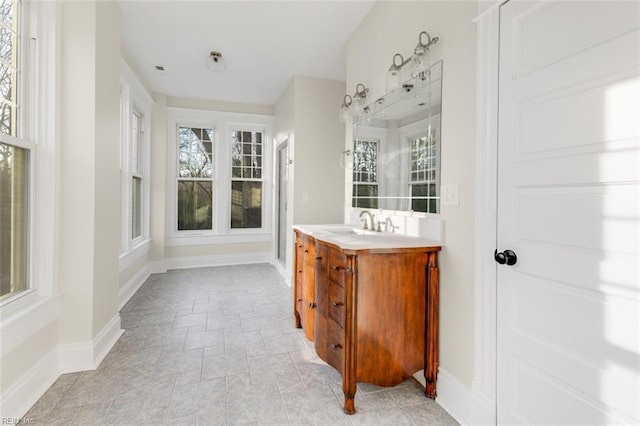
[293,224,442,251]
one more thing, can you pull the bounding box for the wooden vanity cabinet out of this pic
[312,239,441,415]
[293,230,316,341]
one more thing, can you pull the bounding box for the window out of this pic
[230,129,262,229]
[409,130,439,213]
[168,109,272,244]
[131,110,142,239]
[352,138,378,209]
[0,0,30,303]
[177,126,214,231]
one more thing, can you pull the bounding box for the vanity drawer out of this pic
[328,281,345,328]
[325,319,344,373]
[328,248,347,284]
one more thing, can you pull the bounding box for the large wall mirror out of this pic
[351,61,442,213]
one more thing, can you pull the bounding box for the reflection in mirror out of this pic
[351,61,442,213]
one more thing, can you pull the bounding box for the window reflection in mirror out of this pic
[351,61,442,214]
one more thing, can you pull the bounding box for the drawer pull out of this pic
[298,270,302,273]
[298,244,303,248]
[315,256,323,261]
[297,298,303,302]
[331,343,342,350]
[309,302,317,308]
[304,249,309,253]
[332,302,343,307]
[331,265,341,271]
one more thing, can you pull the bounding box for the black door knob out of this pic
[494,249,517,266]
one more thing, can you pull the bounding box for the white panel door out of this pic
[497,1,640,424]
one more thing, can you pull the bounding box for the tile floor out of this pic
[24,264,458,425]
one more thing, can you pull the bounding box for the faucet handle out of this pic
[361,217,368,230]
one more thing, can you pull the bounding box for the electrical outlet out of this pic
[441,184,459,206]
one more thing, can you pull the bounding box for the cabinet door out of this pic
[301,235,315,340]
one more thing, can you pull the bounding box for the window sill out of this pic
[0,293,61,356]
[119,238,151,272]
[166,232,273,247]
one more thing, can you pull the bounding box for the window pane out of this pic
[231,180,262,229]
[131,112,141,174]
[0,142,28,301]
[231,129,262,179]
[178,127,213,178]
[0,0,18,137]
[178,180,212,230]
[132,176,142,239]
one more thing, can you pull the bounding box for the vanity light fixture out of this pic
[338,84,369,122]
[339,94,353,123]
[385,30,438,92]
[351,83,369,114]
[206,51,226,73]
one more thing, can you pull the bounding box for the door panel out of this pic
[497,1,640,424]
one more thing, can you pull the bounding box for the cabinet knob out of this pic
[297,298,303,302]
[331,265,341,271]
[298,244,302,248]
[298,270,302,273]
[332,302,343,307]
[304,249,309,253]
[331,343,342,350]
[315,256,323,261]
[309,302,317,309]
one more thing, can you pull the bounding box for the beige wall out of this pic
[150,94,168,263]
[346,1,477,387]
[59,0,121,342]
[273,76,346,278]
[165,242,271,258]
[167,96,273,116]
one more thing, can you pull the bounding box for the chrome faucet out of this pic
[359,210,374,230]
[385,217,399,233]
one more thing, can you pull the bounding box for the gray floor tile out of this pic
[23,264,458,426]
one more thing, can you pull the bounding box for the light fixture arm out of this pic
[390,31,439,72]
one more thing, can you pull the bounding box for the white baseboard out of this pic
[58,313,123,374]
[164,252,272,270]
[470,381,496,425]
[271,258,291,287]
[436,368,472,425]
[0,348,59,419]
[93,314,124,367]
[118,264,152,310]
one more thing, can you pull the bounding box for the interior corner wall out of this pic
[292,76,346,225]
[274,78,296,276]
[150,93,168,264]
[346,1,477,387]
[92,0,122,337]
[59,0,122,346]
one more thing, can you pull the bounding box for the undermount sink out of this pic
[323,227,378,236]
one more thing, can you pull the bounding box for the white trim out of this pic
[0,295,61,356]
[271,257,292,288]
[118,263,152,310]
[58,341,94,374]
[165,232,273,247]
[118,238,151,272]
[0,348,59,419]
[58,314,123,374]
[93,314,124,367]
[435,368,472,426]
[472,3,501,425]
[164,252,272,271]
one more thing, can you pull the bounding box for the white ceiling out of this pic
[119,1,376,106]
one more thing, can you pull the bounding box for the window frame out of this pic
[352,137,379,209]
[166,108,273,246]
[0,0,58,317]
[0,0,35,306]
[228,123,267,231]
[118,59,152,270]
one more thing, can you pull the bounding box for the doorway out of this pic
[276,139,289,267]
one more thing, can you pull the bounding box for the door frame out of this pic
[472,1,505,424]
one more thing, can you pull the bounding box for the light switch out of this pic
[441,184,459,206]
